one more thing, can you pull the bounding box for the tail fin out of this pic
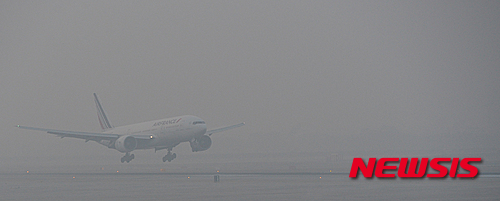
[94,93,114,130]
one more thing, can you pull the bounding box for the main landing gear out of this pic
[163,148,176,162]
[121,152,134,163]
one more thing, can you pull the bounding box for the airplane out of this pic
[17,93,244,163]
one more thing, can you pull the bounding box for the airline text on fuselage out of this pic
[153,118,180,127]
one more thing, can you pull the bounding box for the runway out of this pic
[2,172,499,201]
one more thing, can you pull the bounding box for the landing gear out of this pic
[121,152,134,163]
[162,148,176,162]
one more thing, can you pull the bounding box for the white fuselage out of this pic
[103,115,207,150]
[19,93,243,163]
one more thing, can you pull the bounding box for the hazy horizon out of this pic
[1,1,499,172]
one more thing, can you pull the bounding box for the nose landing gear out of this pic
[121,152,134,163]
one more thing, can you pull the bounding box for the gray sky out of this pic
[1,1,499,168]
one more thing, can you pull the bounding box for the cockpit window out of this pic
[193,121,205,125]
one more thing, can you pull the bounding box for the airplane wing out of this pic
[18,125,155,141]
[206,122,245,136]
[17,125,120,141]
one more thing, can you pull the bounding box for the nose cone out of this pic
[192,116,207,134]
[200,124,207,134]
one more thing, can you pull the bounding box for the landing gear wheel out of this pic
[121,152,134,163]
[163,150,176,162]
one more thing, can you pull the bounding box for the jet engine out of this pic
[114,135,137,153]
[190,135,212,152]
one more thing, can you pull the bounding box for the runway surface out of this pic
[2,172,499,201]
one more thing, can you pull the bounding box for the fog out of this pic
[1,1,499,172]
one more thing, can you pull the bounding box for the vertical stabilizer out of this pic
[94,93,114,130]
